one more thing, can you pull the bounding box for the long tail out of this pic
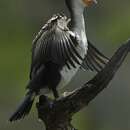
[9,91,35,122]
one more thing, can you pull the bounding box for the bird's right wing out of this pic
[81,40,109,72]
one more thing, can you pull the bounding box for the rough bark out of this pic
[36,39,130,130]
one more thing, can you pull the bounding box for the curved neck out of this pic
[70,9,85,34]
[66,0,86,34]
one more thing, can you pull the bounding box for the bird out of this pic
[9,0,109,122]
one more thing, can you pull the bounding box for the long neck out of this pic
[67,1,86,34]
[71,9,85,34]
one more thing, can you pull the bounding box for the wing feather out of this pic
[64,33,81,65]
[68,35,83,61]
[86,54,99,72]
[62,33,76,68]
[82,40,109,72]
[30,14,83,78]
[88,52,103,71]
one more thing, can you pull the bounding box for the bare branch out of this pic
[37,39,130,130]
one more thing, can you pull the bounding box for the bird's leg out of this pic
[38,95,48,105]
[52,88,59,99]
[37,95,49,120]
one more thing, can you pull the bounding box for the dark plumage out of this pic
[9,0,108,122]
[82,40,109,72]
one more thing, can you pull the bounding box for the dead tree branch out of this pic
[36,39,130,130]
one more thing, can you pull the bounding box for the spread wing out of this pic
[30,15,83,79]
[82,40,109,72]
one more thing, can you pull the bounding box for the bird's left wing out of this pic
[81,40,109,72]
[30,14,83,79]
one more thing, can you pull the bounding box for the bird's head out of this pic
[65,0,97,13]
[82,0,97,7]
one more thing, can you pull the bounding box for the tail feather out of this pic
[9,92,35,122]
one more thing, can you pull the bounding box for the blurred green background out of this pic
[0,0,130,130]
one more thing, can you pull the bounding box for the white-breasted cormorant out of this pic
[9,0,109,121]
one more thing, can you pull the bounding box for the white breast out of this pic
[40,31,88,95]
[57,31,88,89]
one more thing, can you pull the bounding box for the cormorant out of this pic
[9,0,109,121]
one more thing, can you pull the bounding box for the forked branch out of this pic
[37,39,130,130]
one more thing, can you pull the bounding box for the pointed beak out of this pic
[83,0,98,6]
